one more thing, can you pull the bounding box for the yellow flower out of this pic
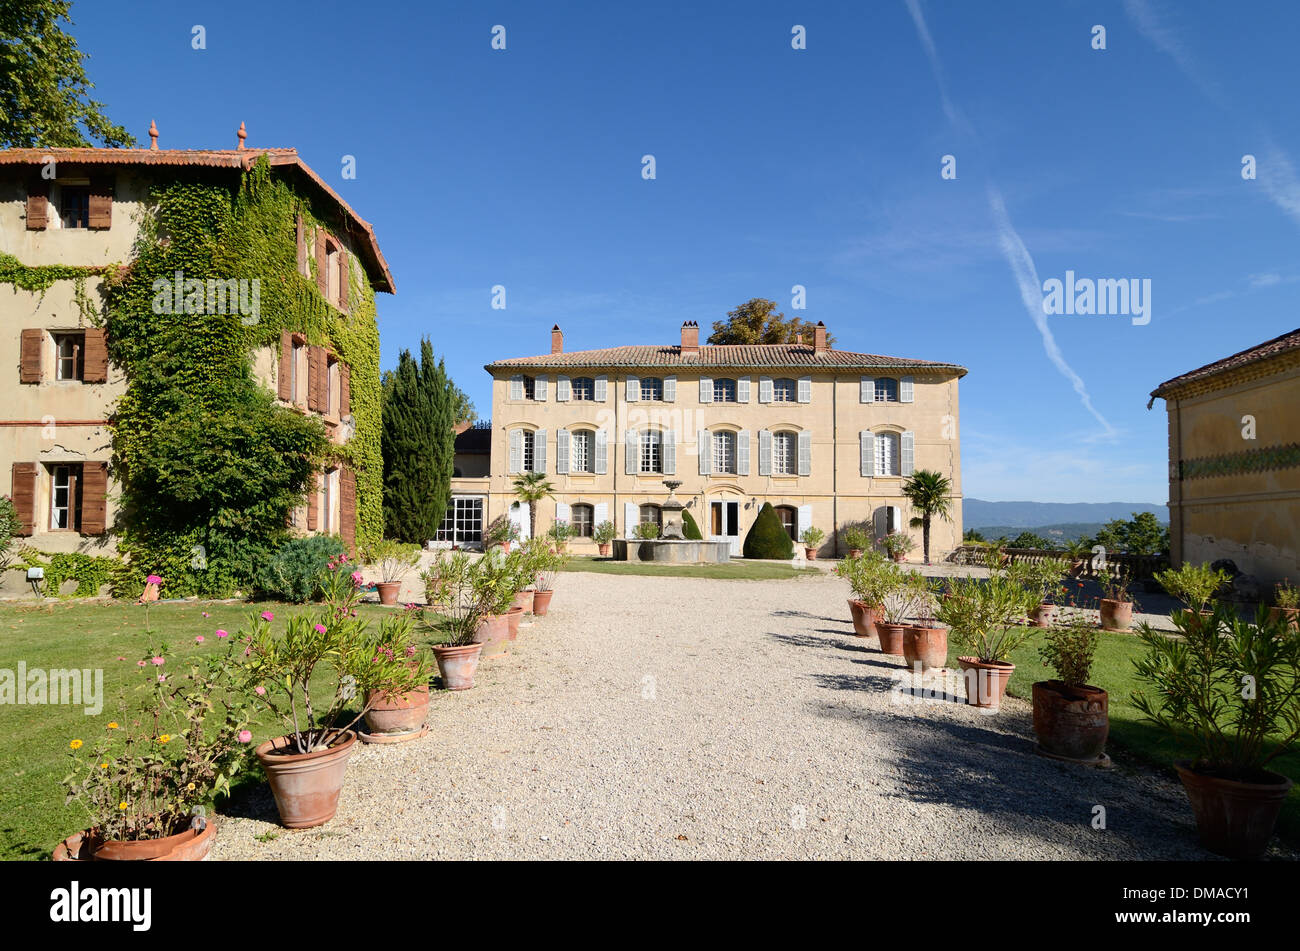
[100,763,109,769]
[186,782,195,791]
[107,722,119,730]
[118,802,128,810]
[69,739,83,750]
[158,734,171,744]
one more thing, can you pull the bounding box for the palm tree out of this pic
[902,469,953,565]
[511,471,554,539]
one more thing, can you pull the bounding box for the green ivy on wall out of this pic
[10,549,120,597]
[1180,442,1300,480]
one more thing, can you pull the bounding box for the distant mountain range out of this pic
[964,499,1167,530]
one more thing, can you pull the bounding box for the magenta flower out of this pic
[194,635,204,643]
[260,611,274,621]
[405,645,416,657]
[136,660,146,667]
[157,674,167,683]
[255,685,266,696]
[314,623,327,635]
[215,629,228,639]
[351,571,364,586]
[146,574,162,585]
[202,612,210,618]
[151,656,165,666]
[237,730,252,744]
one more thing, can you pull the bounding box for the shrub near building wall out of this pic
[743,502,794,560]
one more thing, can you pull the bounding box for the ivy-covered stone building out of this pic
[0,130,391,578]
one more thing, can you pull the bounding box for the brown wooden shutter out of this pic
[315,229,328,297]
[87,177,113,229]
[26,182,48,230]
[337,249,350,311]
[278,331,293,400]
[295,214,307,276]
[82,329,108,383]
[10,463,37,536]
[340,467,357,554]
[19,329,43,383]
[307,345,325,412]
[340,363,351,416]
[305,472,320,531]
[81,461,108,535]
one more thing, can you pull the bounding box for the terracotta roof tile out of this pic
[1150,327,1300,399]
[487,343,966,374]
[0,147,394,293]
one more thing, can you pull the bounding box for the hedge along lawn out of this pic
[944,626,1300,843]
[0,598,453,860]
[561,557,819,580]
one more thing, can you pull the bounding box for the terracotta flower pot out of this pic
[532,589,555,616]
[505,605,524,639]
[1174,761,1293,859]
[891,552,905,563]
[512,589,535,614]
[957,657,1014,709]
[474,612,510,651]
[903,625,948,670]
[433,642,483,691]
[1028,602,1056,628]
[1032,681,1109,763]
[376,581,401,606]
[256,732,357,829]
[1099,598,1132,632]
[875,621,907,656]
[847,599,877,638]
[364,683,430,736]
[1268,607,1299,630]
[55,819,218,861]
[598,543,611,556]
[848,548,863,559]
[805,547,818,561]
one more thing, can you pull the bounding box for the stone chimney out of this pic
[551,324,563,354]
[681,320,700,356]
[814,321,828,355]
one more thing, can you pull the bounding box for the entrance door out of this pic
[709,500,741,555]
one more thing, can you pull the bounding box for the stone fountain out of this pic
[610,480,732,564]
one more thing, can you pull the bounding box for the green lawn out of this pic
[946,626,1300,843]
[563,557,819,580]
[0,599,450,860]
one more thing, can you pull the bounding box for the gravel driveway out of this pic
[214,570,1290,860]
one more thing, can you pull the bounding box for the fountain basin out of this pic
[610,539,732,564]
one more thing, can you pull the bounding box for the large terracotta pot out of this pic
[847,599,878,638]
[805,547,818,561]
[364,684,430,737]
[957,657,1014,709]
[532,589,555,616]
[505,606,524,639]
[1174,761,1293,859]
[376,581,401,606]
[433,642,483,691]
[1267,607,1299,630]
[875,621,907,656]
[1028,603,1056,628]
[598,543,611,556]
[848,548,864,559]
[512,589,535,614]
[54,818,218,861]
[474,613,510,651]
[891,552,905,563]
[256,732,357,829]
[903,625,948,670]
[1099,598,1132,632]
[1032,681,1108,762]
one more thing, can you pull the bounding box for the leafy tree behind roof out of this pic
[707,298,835,346]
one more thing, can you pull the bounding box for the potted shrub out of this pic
[1133,605,1300,858]
[529,537,568,615]
[243,561,427,827]
[937,574,1035,709]
[359,611,433,743]
[881,531,915,563]
[484,515,520,553]
[1271,580,1300,629]
[364,538,422,606]
[902,574,948,670]
[1064,538,1092,578]
[875,567,921,656]
[634,520,661,540]
[1155,562,1230,631]
[547,519,574,550]
[593,519,618,557]
[423,551,488,689]
[1033,612,1108,764]
[57,632,254,860]
[1096,566,1135,631]
[800,526,826,561]
[842,524,870,559]
[1010,558,1069,628]
[471,549,517,652]
[834,551,892,637]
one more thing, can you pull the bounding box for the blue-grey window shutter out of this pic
[510,375,524,401]
[533,429,547,472]
[860,377,874,403]
[534,376,548,401]
[737,377,751,403]
[698,429,711,475]
[798,431,812,476]
[758,376,773,403]
[556,429,570,474]
[663,375,676,402]
[699,377,713,403]
[624,502,638,538]
[860,431,873,477]
[508,428,522,474]
[663,430,677,474]
[797,376,811,404]
[901,430,915,476]
[594,375,608,402]
[901,375,914,403]
[758,429,772,475]
[595,429,608,474]
[557,376,571,401]
[594,501,608,526]
[737,430,751,476]
[625,429,638,475]
[627,376,640,402]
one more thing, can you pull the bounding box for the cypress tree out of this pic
[381,339,456,543]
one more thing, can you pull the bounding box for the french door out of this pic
[709,500,741,555]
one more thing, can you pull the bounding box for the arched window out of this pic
[772,378,796,402]
[713,430,737,474]
[640,377,664,401]
[639,504,662,529]
[713,378,737,403]
[875,378,899,403]
[571,429,594,473]
[571,377,595,401]
[874,431,900,476]
[773,430,797,475]
[571,503,594,537]
[775,505,798,541]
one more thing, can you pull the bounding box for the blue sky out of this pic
[67,1,1300,503]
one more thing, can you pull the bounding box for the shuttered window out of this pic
[571,376,595,401]
[10,463,37,535]
[53,332,84,381]
[640,377,663,401]
[571,429,594,473]
[640,430,663,473]
[59,185,90,229]
[49,463,82,531]
[773,431,797,475]
[20,329,43,383]
[875,378,899,402]
[772,378,796,402]
[25,182,48,230]
[713,378,737,402]
[713,431,736,474]
[875,432,900,476]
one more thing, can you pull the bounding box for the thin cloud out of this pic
[902,0,970,135]
[1259,142,1300,229]
[1122,0,1227,107]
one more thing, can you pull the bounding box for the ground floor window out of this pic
[571,503,594,536]
[49,463,83,531]
[437,496,485,544]
[775,504,798,541]
[639,504,662,529]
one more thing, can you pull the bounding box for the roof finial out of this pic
[148,119,159,150]
[237,121,247,150]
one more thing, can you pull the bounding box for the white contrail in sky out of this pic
[1122,0,1227,107]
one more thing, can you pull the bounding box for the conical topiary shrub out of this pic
[743,502,794,559]
[682,508,703,540]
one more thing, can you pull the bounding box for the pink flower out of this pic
[202,612,210,618]
[405,646,416,657]
[157,674,167,683]
[195,636,204,643]
[146,574,162,585]
[260,611,274,621]
[237,730,252,744]
[116,656,125,661]
[136,660,146,667]
[314,624,327,634]
[254,685,266,696]
[351,571,364,586]
[216,629,228,639]
[151,656,165,666]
